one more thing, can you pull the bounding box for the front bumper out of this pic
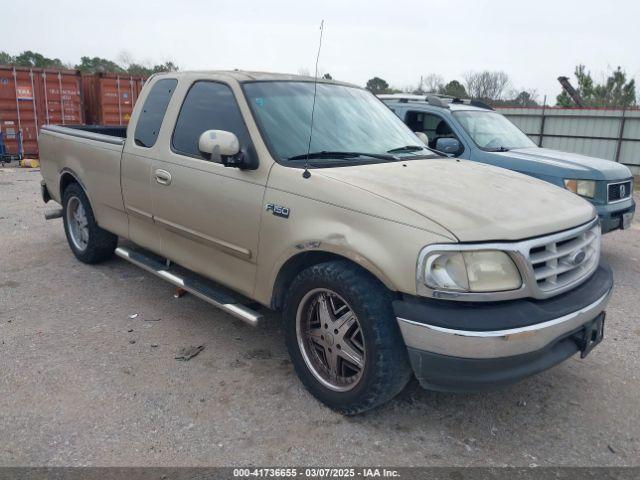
[394,263,613,392]
[596,197,635,233]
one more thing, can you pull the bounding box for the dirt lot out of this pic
[1,166,639,467]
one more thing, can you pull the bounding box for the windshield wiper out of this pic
[487,146,510,152]
[386,145,425,154]
[287,151,397,161]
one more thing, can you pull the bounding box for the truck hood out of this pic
[317,159,596,242]
[494,147,632,180]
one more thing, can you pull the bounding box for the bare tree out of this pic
[117,50,135,70]
[423,74,444,93]
[463,71,511,100]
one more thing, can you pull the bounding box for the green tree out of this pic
[75,56,125,74]
[126,63,153,76]
[14,50,65,69]
[0,51,15,64]
[438,80,468,98]
[126,61,179,76]
[152,61,179,73]
[511,90,538,106]
[556,90,573,107]
[557,65,636,107]
[366,76,389,94]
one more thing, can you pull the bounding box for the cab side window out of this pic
[405,111,459,150]
[172,81,254,162]
[134,79,178,148]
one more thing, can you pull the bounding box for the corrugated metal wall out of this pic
[496,107,640,175]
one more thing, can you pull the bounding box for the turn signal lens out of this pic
[564,179,596,198]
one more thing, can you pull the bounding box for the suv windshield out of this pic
[243,81,428,163]
[453,110,536,151]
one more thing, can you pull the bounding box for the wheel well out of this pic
[59,172,79,197]
[270,251,391,310]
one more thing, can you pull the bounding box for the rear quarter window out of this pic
[134,78,178,148]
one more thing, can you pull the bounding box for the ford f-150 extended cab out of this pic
[38,71,613,414]
[380,94,635,233]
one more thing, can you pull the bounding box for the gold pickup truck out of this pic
[38,71,612,414]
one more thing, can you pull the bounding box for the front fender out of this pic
[252,204,454,306]
[271,239,398,292]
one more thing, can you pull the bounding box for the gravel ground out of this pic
[1,166,639,467]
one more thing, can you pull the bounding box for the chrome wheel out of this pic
[296,288,366,392]
[66,196,89,251]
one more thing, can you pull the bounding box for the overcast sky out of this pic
[4,0,639,102]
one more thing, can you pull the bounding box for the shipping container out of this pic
[0,66,83,158]
[82,73,146,126]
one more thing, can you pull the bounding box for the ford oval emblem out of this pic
[569,249,586,266]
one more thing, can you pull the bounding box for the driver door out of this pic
[150,80,267,298]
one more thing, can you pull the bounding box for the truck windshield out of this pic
[453,110,536,151]
[243,81,428,163]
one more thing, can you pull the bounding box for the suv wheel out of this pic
[284,261,412,414]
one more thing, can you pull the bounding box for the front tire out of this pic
[284,261,412,414]
[62,183,117,264]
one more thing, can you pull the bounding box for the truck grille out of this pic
[608,180,632,203]
[526,221,600,295]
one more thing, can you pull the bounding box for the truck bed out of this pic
[42,124,127,145]
[38,123,128,238]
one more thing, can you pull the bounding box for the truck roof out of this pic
[151,70,359,88]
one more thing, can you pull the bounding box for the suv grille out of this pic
[526,221,600,295]
[608,180,632,203]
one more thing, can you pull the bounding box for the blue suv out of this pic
[380,94,635,233]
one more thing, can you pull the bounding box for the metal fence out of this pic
[495,107,640,176]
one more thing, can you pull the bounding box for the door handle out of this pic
[154,169,172,186]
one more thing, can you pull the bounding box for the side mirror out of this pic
[198,130,242,166]
[435,137,462,156]
[414,131,429,146]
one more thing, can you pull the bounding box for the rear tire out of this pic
[283,261,412,415]
[62,183,117,264]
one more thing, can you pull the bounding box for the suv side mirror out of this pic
[198,130,244,167]
[435,137,462,156]
[414,131,429,146]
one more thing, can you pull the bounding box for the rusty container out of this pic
[0,66,83,157]
[82,73,146,126]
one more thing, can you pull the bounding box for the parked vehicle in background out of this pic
[380,94,635,233]
[38,71,612,414]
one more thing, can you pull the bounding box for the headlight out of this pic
[421,250,522,293]
[564,179,596,198]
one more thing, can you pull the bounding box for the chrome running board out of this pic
[115,246,262,326]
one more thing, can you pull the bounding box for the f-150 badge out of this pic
[265,203,290,218]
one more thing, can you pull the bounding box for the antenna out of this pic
[302,19,325,179]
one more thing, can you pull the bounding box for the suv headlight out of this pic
[419,249,522,294]
[564,179,596,198]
